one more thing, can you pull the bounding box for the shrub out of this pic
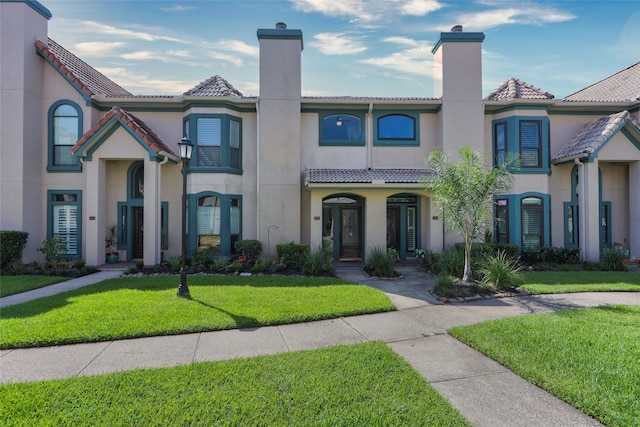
[234,240,262,259]
[302,244,334,276]
[167,255,182,272]
[478,251,524,290]
[191,247,209,269]
[37,236,68,262]
[72,258,86,269]
[434,274,456,298]
[0,231,29,268]
[251,255,271,273]
[135,260,144,270]
[600,248,628,271]
[276,242,309,271]
[454,242,519,258]
[364,246,395,278]
[210,256,229,273]
[434,249,465,278]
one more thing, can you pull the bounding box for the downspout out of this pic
[256,102,261,240]
[575,158,586,261]
[367,103,373,169]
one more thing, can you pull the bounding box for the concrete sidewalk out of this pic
[3,266,639,426]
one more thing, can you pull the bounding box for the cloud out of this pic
[434,5,576,32]
[78,20,185,43]
[160,4,196,12]
[310,33,367,55]
[95,67,192,94]
[213,40,259,57]
[382,36,420,47]
[72,41,125,57]
[360,39,433,76]
[291,0,442,22]
[209,51,244,67]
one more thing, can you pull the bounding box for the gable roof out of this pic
[184,75,243,97]
[552,110,640,163]
[72,106,177,161]
[484,78,554,101]
[36,38,132,98]
[304,168,430,186]
[563,62,640,102]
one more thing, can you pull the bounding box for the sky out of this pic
[44,0,640,99]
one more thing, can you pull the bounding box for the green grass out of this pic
[521,271,640,294]
[0,341,469,426]
[450,305,640,426]
[0,275,67,297]
[0,275,395,349]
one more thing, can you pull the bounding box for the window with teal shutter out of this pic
[186,114,242,172]
[47,190,82,257]
[521,197,543,249]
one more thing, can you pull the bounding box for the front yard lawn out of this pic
[450,305,640,427]
[0,275,395,349]
[0,275,68,298]
[521,271,640,294]
[0,341,469,426]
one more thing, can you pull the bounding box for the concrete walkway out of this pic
[3,266,640,426]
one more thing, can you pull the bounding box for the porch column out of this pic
[309,192,323,251]
[365,197,386,258]
[428,196,445,252]
[85,159,106,266]
[143,159,161,266]
[582,160,600,262]
[630,161,640,260]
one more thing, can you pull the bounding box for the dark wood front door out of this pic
[340,206,362,260]
[387,207,400,251]
[132,207,144,259]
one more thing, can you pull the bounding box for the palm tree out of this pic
[423,146,514,283]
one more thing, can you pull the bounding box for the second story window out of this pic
[186,114,242,172]
[520,121,541,168]
[492,116,549,173]
[48,100,82,172]
[320,113,364,146]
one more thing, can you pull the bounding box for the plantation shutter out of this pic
[406,207,416,252]
[197,118,221,166]
[520,121,540,167]
[197,206,220,235]
[53,205,78,255]
[230,120,240,169]
[495,122,506,165]
[230,205,240,235]
[521,198,542,249]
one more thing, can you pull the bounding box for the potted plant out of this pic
[105,224,118,263]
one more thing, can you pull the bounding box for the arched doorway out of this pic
[386,193,419,260]
[322,194,364,261]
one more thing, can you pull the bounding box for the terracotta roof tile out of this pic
[552,110,640,161]
[305,168,431,184]
[36,38,132,98]
[484,78,554,101]
[72,106,177,159]
[563,62,640,102]
[183,75,243,97]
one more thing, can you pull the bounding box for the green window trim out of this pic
[47,190,82,258]
[184,114,242,173]
[494,192,550,249]
[492,116,550,174]
[116,201,169,253]
[47,100,83,172]
[319,112,366,146]
[374,112,419,146]
[188,191,242,256]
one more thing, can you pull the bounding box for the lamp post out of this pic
[177,137,193,298]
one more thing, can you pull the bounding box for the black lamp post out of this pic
[177,137,193,298]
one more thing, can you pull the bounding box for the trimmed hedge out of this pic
[276,242,309,270]
[234,240,263,260]
[454,242,519,258]
[0,231,29,268]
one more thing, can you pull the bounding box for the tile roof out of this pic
[305,168,431,184]
[36,38,132,98]
[563,62,640,102]
[72,106,177,159]
[302,96,439,102]
[552,110,640,162]
[484,78,554,101]
[183,75,243,97]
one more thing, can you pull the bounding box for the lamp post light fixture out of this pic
[177,137,193,298]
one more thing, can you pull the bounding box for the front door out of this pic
[387,207,400,252]
[340,206,362,260]
[132,206,144,259]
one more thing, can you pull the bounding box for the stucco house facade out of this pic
[2,0,639,267]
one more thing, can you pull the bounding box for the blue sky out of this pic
[45,0,639,98]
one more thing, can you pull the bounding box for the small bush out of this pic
[0,231,28,268]
[135,260,144,270]
[210,256,229,273]
[37,236,68,260]
[72,258,86,269]
[167,255,182,272]
[191,247,209,269]
[600,248,628,271]
[434,274,456,298]
[276,242,309,271]
[234,240,262,259]
[302,244,334,276]
[364,246,395,278]
[478,251,524,290]
[434,249,464,278]
[251,255,271,273]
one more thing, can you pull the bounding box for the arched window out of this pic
[48,100,82,171]
[320,113,364,145]
[378,114,415,140]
